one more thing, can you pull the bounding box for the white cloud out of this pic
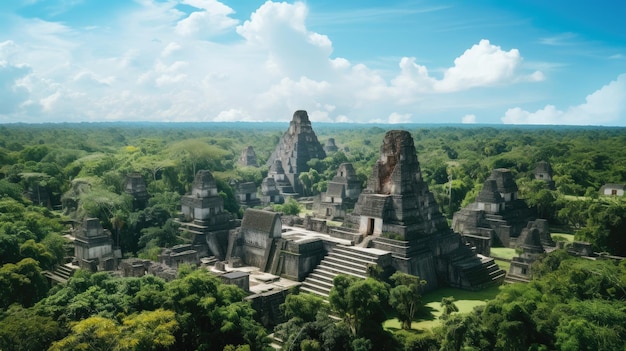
[215,108,251,122]
[434,39,540,92]
[462,114,476,123]
[501,74,626,125]
[0,1,547,123]
[388,112,412,124]
[175,0,238,38]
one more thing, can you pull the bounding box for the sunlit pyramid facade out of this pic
[346,130,505,290]
[266,110,326,195]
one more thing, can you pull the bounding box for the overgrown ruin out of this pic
[452,168,537,251]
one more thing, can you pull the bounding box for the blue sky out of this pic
[0,0,624,125]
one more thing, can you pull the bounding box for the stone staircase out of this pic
[446,246,506,289]
[300,245,387,298]
[44,263,77,284]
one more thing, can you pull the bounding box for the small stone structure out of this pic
[220,271,250,292]
[600,183,625,196]
[158,244,199,269]
[323,138,339,153]
[231,179,261,207]
[268,160,295,195]
[228,209,327,281]
[507,219,550,282]
[266,110,326,195]
[260,177,284,204]
[452,168,535,249]
[178,170,236,260]
[239,146,258,167]
[315,162,362,219]
[124,172,150,209]
[73,218,119,271]
[533,161,555,189]
[118,258,178,281]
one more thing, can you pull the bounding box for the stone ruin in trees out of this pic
[238,146,258,167]
[56,113,511,326]
[265,110,326,195]
[313,162,362,220]
[452,168,538,253]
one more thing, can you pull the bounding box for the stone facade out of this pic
[324,138,339,153]
[239,146,258,167]
[228,209,326,281]
[533,161,555,189]
[73,218,119,271]
[178,170,236,260]
[508,219,549,282]
[315,162,362,220]
[158,244,199,269]
[343,130,505,291]
[260,177,284,204]
[231,180,261,207]
[452,168,535,249]
[266,110,326,194]
[124,172,150,209]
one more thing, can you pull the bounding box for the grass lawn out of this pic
[383,285,501,332]
[490,247,517,260]
[494,259,510,273]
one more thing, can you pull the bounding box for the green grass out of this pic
[384,285,501,332]
[551,233,575,242]
[494,259,510,273]
[490,247,517,260]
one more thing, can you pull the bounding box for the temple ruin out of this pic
[266,110,326,195]
[452,168,536,250]
[239,146,259,167]
[507,219,552,283]
[72,218,119,271]
[124,172,150,209]
[178,170,236,260]
[314,162,362,220]
[323,138,339,153]
[533,161,555,189]
[231,179,262,208]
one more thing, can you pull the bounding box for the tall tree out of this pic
[388,272,426,330]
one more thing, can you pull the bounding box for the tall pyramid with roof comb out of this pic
[345,130,505,290]
[266,110,326,195]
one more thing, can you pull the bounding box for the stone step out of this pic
[299,285,330,298]
[332,246,383,262]
[302,276,334,290]
[318,259,367,276]
[322,255,373,271]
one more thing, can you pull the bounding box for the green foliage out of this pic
[389,272,427,330]
[0,305,62,351]
[0,258,48,308]
[435,251,626,351]
[274,197,301,215]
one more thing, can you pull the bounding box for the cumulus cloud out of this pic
[462,114,476,123]
[388,112,412,124]
[175,0,238,37]
[501,74,626,125]
[0,1,546,123]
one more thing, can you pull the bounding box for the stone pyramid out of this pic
[346,130,505,290]
[266,110,326,194]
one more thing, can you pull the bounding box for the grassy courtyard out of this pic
[383,285,501,331]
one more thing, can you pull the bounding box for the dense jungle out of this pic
[0,122,625,351]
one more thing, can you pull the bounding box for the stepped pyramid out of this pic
[343,130,505,291]
[266,110,326,194]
